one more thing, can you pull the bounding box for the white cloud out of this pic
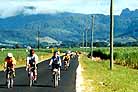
[0,0,137,18]
[114,0,138,14]
[0,2,24,18]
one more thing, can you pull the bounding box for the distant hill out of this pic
[0,8,138,47]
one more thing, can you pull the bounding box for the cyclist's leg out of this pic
[12,69,15,78]
[52,64,55,74]
[34,68,37,81]
[64,61,66,67]
[52,64,55,81]
[58,67,61,80]
[67,60,70,67]
[13,71,15,78]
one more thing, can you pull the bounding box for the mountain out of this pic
[0,8,138,47]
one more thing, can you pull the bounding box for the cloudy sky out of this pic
[0,0,138,18]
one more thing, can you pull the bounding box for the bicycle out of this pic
[28,67,35,87]
[52,68,59,88]
[6,67,14,88]
[64,61,68,71]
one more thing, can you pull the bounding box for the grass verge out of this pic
[80,54,138,92]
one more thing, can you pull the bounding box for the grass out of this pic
[0,49,53,70]
[80,54,138,92]
[77,47,138,69]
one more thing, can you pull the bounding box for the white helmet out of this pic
[27,46,31,50]
[7,53,13,58]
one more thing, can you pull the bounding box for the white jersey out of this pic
[26,54,38,65]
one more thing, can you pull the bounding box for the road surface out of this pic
[0,56,79,92]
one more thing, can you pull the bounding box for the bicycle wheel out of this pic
[53,73,56,88]
[64,62,68,71]
[54,72,59,88]
[7,73,10,88]
[10,78,14,88]
[7,79,10,88]
[56,73,59,87]
[29,72,33,87]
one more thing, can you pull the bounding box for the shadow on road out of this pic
[0,84,53,88]
[34,84,53,88]
[0,84,6,88]
[14,84,53,88]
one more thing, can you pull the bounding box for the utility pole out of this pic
[82,32,84,50]
[110,0,114,70]
[37,27,40,50]
[85,28,88,52]
[91,15,94,58]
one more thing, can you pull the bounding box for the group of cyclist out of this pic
[3,48,72,85]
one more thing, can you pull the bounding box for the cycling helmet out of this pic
[7,53,13,58]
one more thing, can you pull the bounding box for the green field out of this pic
[80,54,138,92]
[71,47,138,69]
[0,49,53,70]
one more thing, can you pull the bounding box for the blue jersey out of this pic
[51,56,61,65]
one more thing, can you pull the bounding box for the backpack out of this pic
[29,56,35,66]
[52,56,60,64]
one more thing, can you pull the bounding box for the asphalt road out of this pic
[0,56,79,92]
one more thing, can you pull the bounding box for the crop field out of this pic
[113,47,138,69]
[71,47,138,69]
[95,47,138,69]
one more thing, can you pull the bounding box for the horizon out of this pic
[0,8,137,18]
[0,0,138,18]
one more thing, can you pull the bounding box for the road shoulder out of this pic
[76,55,84,92]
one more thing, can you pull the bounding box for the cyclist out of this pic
[63,52,70,67]
[4,53,16,83]
[49,51,62,80]
[26,49,38,83]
